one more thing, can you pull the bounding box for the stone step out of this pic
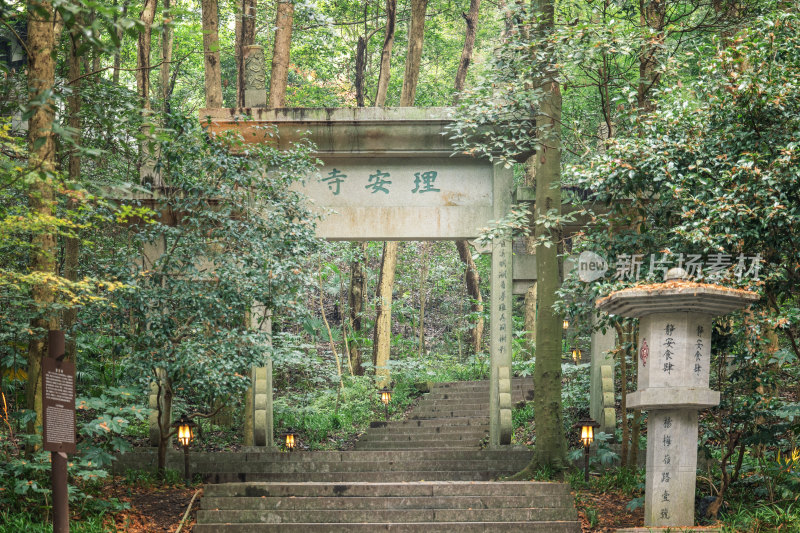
[414,400,491,408]
[204,482,570,499]
[374,417,488,428]
[201,494,569,510]
[191,449,532,462]
[365,425,489,436]
[421,394,532,403]
[194,459,531,474]
[353,441,484,450]
[358,432,487,442]
[203,470,521,483]
[197,507,575,524]
[411,410,490,419]
[194,521,581,532]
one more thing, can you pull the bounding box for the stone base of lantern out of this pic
[643,408,699,527]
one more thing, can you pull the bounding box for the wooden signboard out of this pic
[42,356,77,454]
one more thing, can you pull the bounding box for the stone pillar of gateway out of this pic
[201,106,527,446]
[596,268,758,528]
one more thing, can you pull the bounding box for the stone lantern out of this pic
[596,269,759,527]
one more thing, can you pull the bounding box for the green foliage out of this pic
[273,374,422,449]
[0,511,110,533]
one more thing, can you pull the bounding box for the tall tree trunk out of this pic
[399,0,427,106]
[112,0,129,85]
[268,0,294,108]
[528,0,567,473]
[136,0,158,185]
[371,0,427,386]
[453,0,483,354]
[63,12,83,362]
[453,0,480,97]
[372,242,398,387]
[236,0,257,107]
[348,242,367,376]
[26,0,62,438]
[354,36,367,107]
[374,0,396,107]
[161,0,174,111]
[418,243,430,357]
[201,0,223,108]
[456,241,484,353]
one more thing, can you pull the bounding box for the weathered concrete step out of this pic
[353,441,482,450]
[430,378,534,388]
[413,402,491,409]
[194,459,531,473]
[194,521,580,532]
[375,417,488,428]
[201,494,569,510]
[197,507,576,524]
[365,425,488,436]
[411,411,490,419]
[358,432,487,442]
[204,482,571,498]
[190,449,532,462]
[204,470,520,483]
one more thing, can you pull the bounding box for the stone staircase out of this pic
[193,378,581,532]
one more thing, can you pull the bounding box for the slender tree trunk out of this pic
[372,242,398,387]
[136,0,158,185]
[355,36,367,107]
[418,243,430,357]
[527,0,567,473]
[63,14,83,362]
[374,0,397,107]
[112,0,129,85]
[161,0,174,111]
[348,242,367,376]
[201,0,223,108]
[371,0,427,386]
[320,265,344,390]
[236,0,257,107]
[26,0,62,438]
[453,0,480,97]
[456,241,484,353]
[452,0,483,353]
[268,0,294,108]
[400,0,427,106]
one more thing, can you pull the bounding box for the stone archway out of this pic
[203,107,515,445]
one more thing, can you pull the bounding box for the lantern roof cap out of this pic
[596,281,759,318]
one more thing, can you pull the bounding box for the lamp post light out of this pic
[562,318,569,330]
[575,417,600,482]
[571,347,582,365]
[379,387,392,421]
[281,428,298,451]
[172,414,196,486]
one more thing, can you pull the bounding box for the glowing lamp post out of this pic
[172,414,196,486]
[575,417,599,482]
[562,318,569,330]
[571,347,582,365]
[379,387,392,421]
[281,429,298,451]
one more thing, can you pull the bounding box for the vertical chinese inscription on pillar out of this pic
[662,323,676,376]
[497,239,508,355]
[657,414,674,521]
[694,325,704,377]
[42,358,77,453]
